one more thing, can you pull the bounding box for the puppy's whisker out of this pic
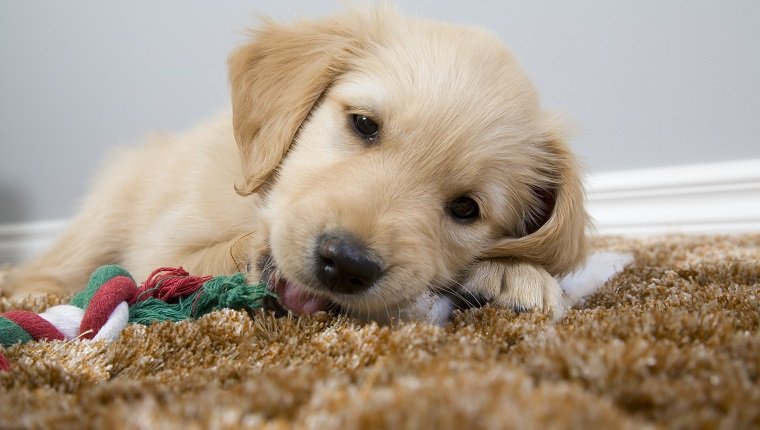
[229,230,257,273]
[382,299,393,325]
[449,279,487,307]
[391,299,402,325]
[446,288,480,309]
[362,296,371,323]
[344,302,353,318]
[431,280,481,310]
[440,284,472,304]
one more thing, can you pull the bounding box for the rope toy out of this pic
[0,265,273,371]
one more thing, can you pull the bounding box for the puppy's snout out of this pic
[315,232,382,294]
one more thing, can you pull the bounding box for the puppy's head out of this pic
[229,7,588,319]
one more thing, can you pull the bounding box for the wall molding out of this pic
[0,220,67,265]
[1,159,760,264]
[586,159,760,235]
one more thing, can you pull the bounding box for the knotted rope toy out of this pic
[0,265,273,371]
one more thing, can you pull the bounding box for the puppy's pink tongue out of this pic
[277,280,329,315]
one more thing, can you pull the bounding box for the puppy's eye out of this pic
[350,114,379,140]
[447,196,480,222]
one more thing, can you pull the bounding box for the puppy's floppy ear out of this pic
[484,124,589,276]
[228,16,363,195]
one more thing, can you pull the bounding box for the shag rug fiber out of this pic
[1,235,758,429]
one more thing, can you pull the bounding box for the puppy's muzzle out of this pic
[315,232,382,294]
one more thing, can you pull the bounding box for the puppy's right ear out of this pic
[228,16,363,195]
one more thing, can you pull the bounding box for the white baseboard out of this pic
[1,159,759,264]
[586,159,760,235]
[0,220,67,265]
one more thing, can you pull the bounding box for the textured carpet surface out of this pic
[1,235,758,429]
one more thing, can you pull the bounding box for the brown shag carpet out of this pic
[1,235,759,429]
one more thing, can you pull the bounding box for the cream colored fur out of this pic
[3,7,588,321]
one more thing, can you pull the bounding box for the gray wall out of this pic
[1,1,759,223]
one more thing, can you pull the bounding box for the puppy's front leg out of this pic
[169,235,252,279]
[462,259,569,319]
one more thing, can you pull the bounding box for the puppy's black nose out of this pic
[315,232,382,294]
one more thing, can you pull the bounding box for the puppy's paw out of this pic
[462,259,568,320]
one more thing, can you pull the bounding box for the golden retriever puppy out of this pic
[3,6,588,322]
